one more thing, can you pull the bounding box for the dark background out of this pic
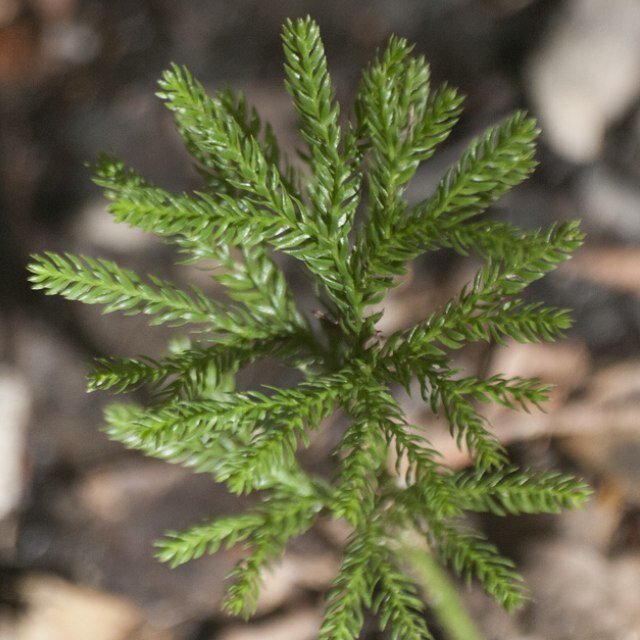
[2,1,640,639]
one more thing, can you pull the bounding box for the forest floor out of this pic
[2,1,640,639]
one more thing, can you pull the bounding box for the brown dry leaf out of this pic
[557,359,640,504]
[31,0,77,22]
[8,574,164,640]
[557,485,623,551]
[524,540,640,640]
[487,357,640,453]
[560,245,640,296]
[560,430,640,506]
[77,461,191,523]
[253,553,339,615]
[373,271,438,335]
[0,0,21,26]
[0,12,39,84]
[0,368,30,522]
[489,339,591,410]
[375,259,485,336]
[582,358,640,405]
[217,607,321,640]
[526,0,640,162]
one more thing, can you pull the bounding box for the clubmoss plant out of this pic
[28,17,590,640]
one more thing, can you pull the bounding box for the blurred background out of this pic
[2,0,640,638]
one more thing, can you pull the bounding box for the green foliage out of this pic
[28,16,591,639]
[157,488,321,617]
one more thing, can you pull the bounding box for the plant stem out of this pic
[400,538,486,640]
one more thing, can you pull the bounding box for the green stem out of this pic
[400,541,486,640]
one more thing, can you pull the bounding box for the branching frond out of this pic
[453,467,592,516]
[381,222,582,365]
[222,492,320,617]
[93,155,232,257]
[158,64,290,199]
[412,111,538,223]
[95,157,303,330]
[212,244,304,329]
[359,36,431,233]
[105,372,352,494]
[446,374,551,412]
[158,63,362,319]
[216,87,302,195]
[373,546,432,640]
[157,491,320,617]
[362,111,539,291]
[349,384,458,518]
[331,416,386,526]
[368,357,506,469]
[214,372,353,494]
[283,17,361,239]
[353,36,463,301]
[318,528,380,640]
[429,520,527,611]
[88,337,286,397]
[28,252,263,335]
[436,387,508,469]
[156,512,265,568]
